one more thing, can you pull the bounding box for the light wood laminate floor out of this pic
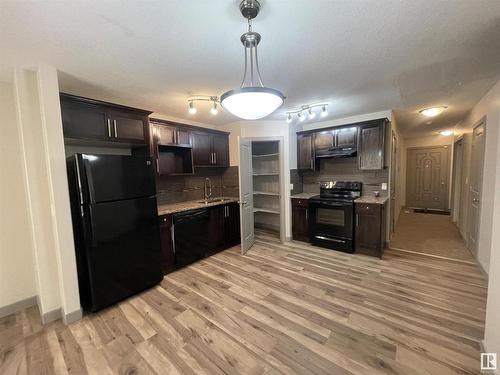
[0,231,488,374]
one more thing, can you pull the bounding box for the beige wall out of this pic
[0,81,37,312]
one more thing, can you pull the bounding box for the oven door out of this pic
[309,200,354,252]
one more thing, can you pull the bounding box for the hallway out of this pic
[390,210,474,261]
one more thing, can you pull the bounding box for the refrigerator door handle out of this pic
[75,158,84,205]
[171,224,175,254]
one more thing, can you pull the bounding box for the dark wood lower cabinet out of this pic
[158,214,175,274]
[160,203,241,273]
[355,202,386,258]
[291,198,310,242]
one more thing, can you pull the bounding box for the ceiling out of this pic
[1,0,500,137]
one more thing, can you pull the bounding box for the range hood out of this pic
[315,147,357,159]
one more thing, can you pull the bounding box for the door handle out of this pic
[113,120,117,138]
[107,118,112,138]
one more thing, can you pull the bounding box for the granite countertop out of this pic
[157,197,239,216]
[355,196,389,204]
[290,192,318,199]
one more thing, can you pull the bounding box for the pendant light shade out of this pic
[221,0,285,120]
[221,87,284,120]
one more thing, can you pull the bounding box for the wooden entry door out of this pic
[467,122,486,255]
[406,146,450,210]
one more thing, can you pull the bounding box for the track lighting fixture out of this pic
[285,103,328,123]
[210,101,218,115]
[188,101,197,114]
[187,96,220,116]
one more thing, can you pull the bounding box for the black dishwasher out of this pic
[173,208,210,268]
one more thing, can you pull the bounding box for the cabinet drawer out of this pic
[291,198,309,208]
[355,203,381,214]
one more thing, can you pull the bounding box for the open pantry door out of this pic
[238,138,255,254]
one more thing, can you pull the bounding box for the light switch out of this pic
[381,183,388,191]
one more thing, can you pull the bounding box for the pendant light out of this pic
[220,0,285,120]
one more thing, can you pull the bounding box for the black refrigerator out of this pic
[67,154,163,312]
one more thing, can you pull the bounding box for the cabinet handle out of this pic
[305,209,308,221]
[310,159,313,169]
[214,152,217,164]
[174,130,177,144]
[107,118,111,138]
[156,158,160,174]
[113,119,117,138]
[356,213,359,227]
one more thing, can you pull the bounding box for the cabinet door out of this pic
[212,134,229,167]
[175,128,192,147]
[208,205,226,255]
[225,203,241,247]
[192,132,213,166]
[355,204,383,257]
[155,124,176,145]
[297,134,314,170]
[61,99,110,140]
[109,110,147,143]
[292,205,309,242]
[358,122,385,170]
[314,130,335,151]
[159,215,175,274]
[336,127,358,149]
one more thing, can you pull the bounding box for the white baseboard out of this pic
[0,295,37,318]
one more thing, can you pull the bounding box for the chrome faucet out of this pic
[204,177,212,201]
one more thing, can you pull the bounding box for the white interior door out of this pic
[238,138,254,254]
[467,122,486,255]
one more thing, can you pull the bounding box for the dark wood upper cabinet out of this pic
[193,132,229,167]
[155,124,176,145]
[336,127,358,149]
[108,110,147,142]
[314,131,335,152]
[61,99,110,140]
[355,202,386,258]
[159,214,175,274]
[297,134,315,170]
[60,93,151,145]
[193,132,213,166]
[212,134,229,167]
[358,121,386,170]
[176,128,192,147]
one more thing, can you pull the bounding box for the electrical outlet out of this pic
[381,183,388,191]
[290,183,294,190]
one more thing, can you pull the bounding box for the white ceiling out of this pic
[1,0,500,137]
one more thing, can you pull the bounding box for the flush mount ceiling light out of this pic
[419,106,448,117]
[220,0,285,120]
[285,103,328,123]
[439,130,454,136]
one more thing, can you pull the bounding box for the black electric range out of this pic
[308,181,362,252]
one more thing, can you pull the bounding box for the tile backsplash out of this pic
[301,157,388,197]
[156,166,239,205]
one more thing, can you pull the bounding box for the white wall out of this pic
[0,81,37,313]
[458,80,500,273]
[10,66,81,323]
[389,113,406,226]
[453,79,500,357]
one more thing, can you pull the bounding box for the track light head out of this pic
[188,101,197,114]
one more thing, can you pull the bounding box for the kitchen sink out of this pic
[197,198,228,204]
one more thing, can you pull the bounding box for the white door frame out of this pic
[239,136,286,243]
